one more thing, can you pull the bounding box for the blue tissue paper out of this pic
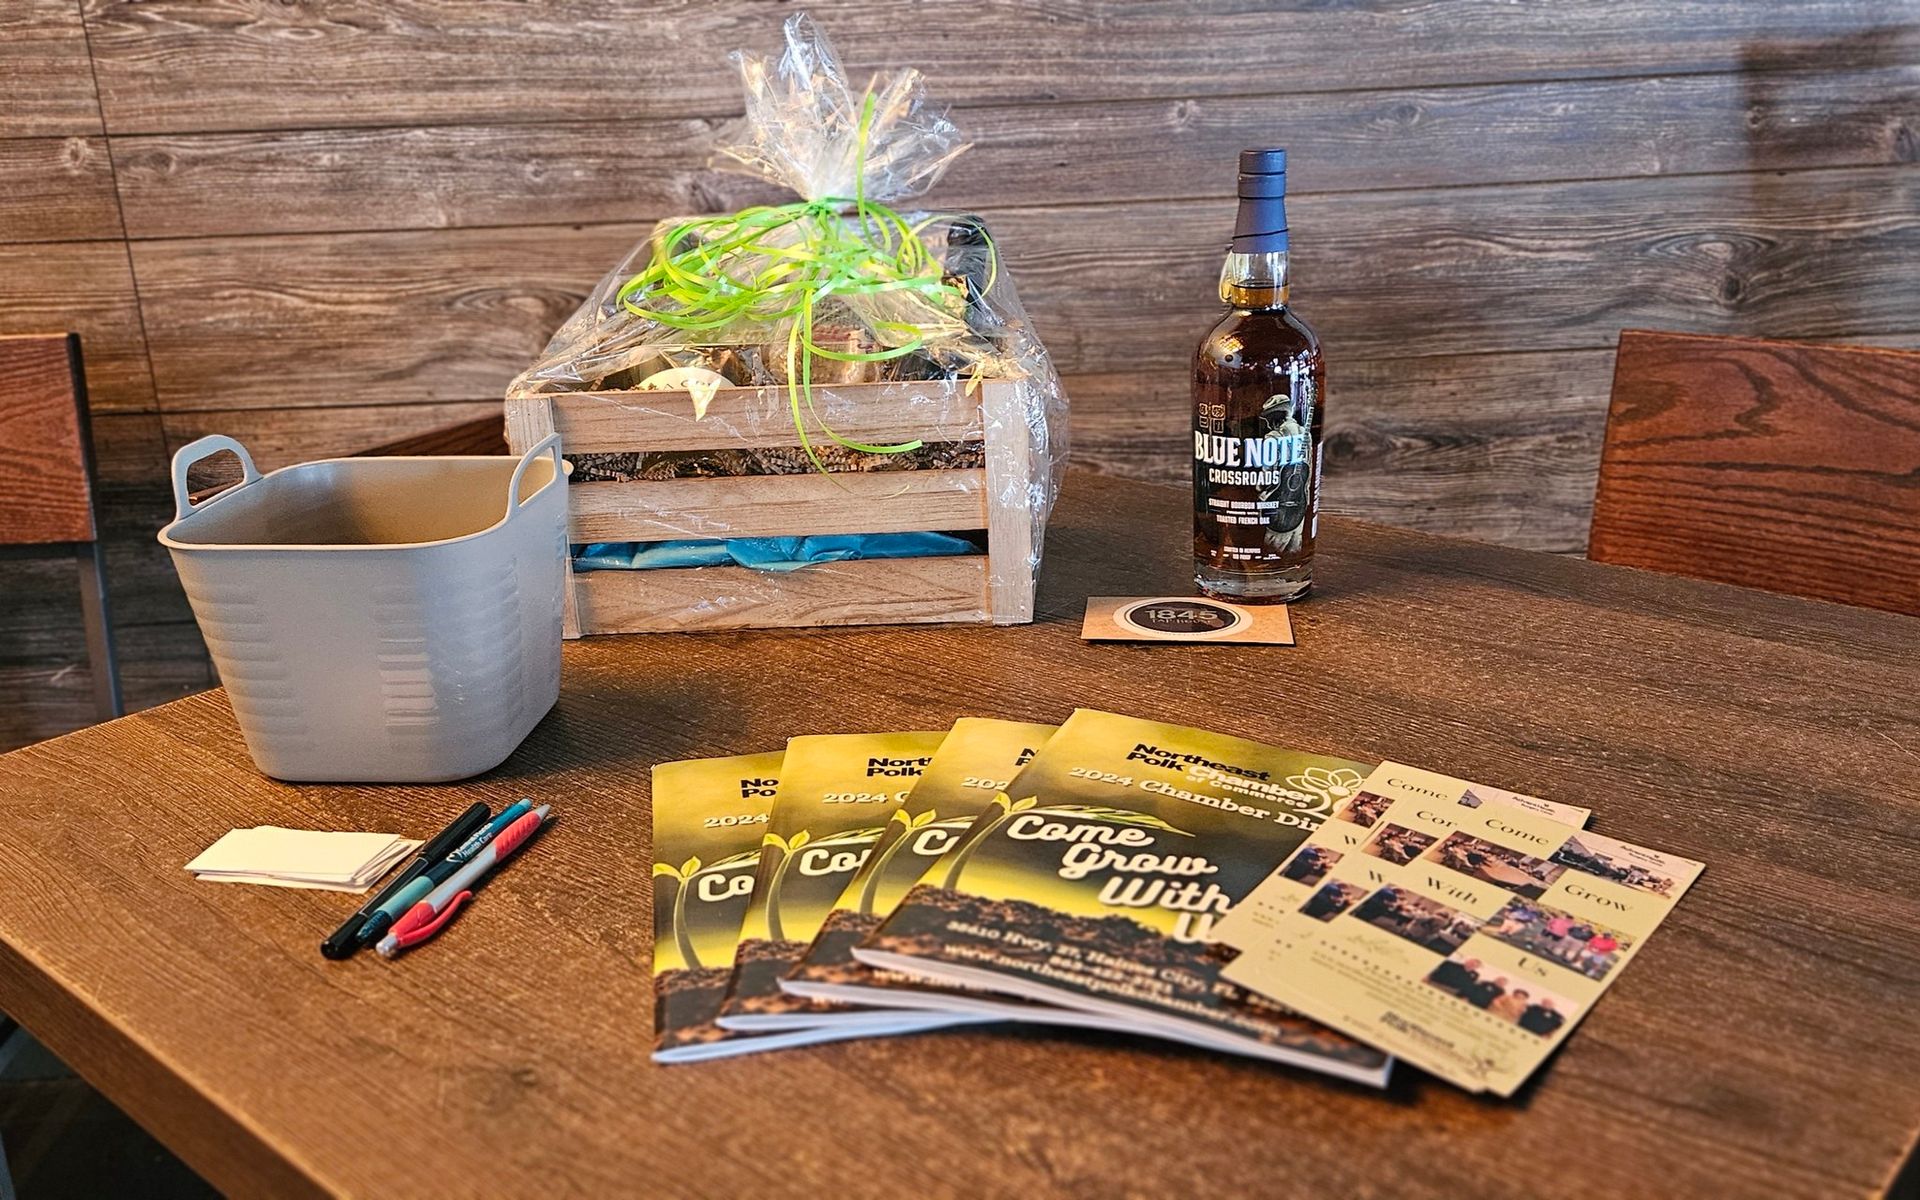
[573,532,977,572]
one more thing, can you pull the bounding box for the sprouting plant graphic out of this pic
[651,855,706,970]
[764,826,890,939]
[858,808,942,916]
[941,797,1191,890]
[652,847,765,969]
[939,794,1027,889]
[707,848,769,872]
[760,830,808,942]
[1284,766,1365,815]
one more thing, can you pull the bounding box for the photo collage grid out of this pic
[1283,790,1636,1037]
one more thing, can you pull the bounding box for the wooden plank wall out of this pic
[2,0,1917,749]
[0,0,212,750]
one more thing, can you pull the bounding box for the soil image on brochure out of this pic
[785,719,1058,996]
[649,751,783,1059]
[866,883,1385,1069]
[847,710,1396,1082]
[655,966,738,1052]
[795,910,889,989]
[725,936,818,1017]
[716,730,949,1024]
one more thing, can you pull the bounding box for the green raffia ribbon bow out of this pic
[614,93,995,473]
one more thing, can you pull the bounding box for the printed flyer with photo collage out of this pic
[1215,763,1700,1095]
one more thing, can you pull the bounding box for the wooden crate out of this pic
[504,378,1037,636]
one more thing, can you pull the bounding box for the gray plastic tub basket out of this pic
[159,433,566,783]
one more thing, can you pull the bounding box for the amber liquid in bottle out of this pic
[1193,149,1322,602]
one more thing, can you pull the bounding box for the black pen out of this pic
[319,801,490,960]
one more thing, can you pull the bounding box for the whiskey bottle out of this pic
[1192,148,1323,602]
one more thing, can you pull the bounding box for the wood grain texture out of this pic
[1071,332,1920,553]
[574,554,990,633]
[129,166,1920,411]
[0,473,1916,1199]
[106,65,1920,239]
[991,164,1920,368]
[148,338,1920,560]
[0,408,208,751]
[1068,354,1619,554]
[0,138,123,242]
[1590,330,1920,615]
[0,621,210,753]
[982,375,1039,623]
[515,379,1028,633]
[0,334,95,544]
[526,381,986,454]
[567,470,988,542]
[128,335,1920,572]
[160,400,506,473]
[1,529,190,635]
[0,242,153,413]
[134,223,636,410]
[357,413,506,458]
[77,0,1920,133]
[0,0,104,137]
[170,410,518,506]
[2,411,196,671]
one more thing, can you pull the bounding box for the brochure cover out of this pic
[1218,762,1700,1096]
[650,751,964,1062]
[780,718,1058,1012]
[804,758,1590,1037]
[849,708,1395,1084]
[716,730,960,1031]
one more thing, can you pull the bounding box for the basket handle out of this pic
[170,434,263,522]
[509,433,564,509]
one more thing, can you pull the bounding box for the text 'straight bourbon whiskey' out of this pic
[1193,148,1323,602]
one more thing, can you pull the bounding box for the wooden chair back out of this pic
[0,333,98,546]
[1590,330,1920,617]
[0,333,121,721]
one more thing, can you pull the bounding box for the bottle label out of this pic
[1194,367,1317,559]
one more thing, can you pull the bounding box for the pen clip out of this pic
[391,891,473,952]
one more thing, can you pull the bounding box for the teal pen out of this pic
[447,799,534,863]
[377,805,551,957]
[354,799,533,948]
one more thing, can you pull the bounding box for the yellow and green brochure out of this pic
[780,718,1058,1013]
[1216,762,1698,1096]
[850,708,1395,1084]
[650,751,959,1063]
[716,730,977,1032]
[650,751,780,1061]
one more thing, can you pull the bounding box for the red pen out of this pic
[376,806,550,958]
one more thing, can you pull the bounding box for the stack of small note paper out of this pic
[186,827,421,892]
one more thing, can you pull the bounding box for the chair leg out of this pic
[0,1020,12,1200]
[75,541,123,721]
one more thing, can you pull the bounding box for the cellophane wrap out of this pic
[506,14,1066,625]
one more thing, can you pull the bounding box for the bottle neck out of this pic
[1220,250,1290,310]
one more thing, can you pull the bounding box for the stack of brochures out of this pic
[649,710,1703,1095]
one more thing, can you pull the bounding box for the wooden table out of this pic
[1,472,1916,1199]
